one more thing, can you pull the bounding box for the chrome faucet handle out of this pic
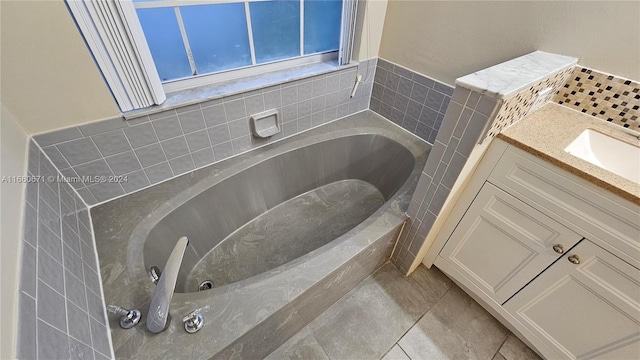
[107,305,141,329]
[182,309,204,334]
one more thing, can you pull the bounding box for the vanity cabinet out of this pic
[504,239,640,359]
[439,182,582,304]
[431,138,640,359]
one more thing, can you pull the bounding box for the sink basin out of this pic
[564,129,640,184]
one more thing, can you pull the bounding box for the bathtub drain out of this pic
[198,280,214,291]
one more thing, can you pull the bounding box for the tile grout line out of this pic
[388,264,454,348]
[151,115,176,179]
[173,110,198,172]
[119,126,152,192]
[397,343,412,360]
[87,136,126,198]
[34,150,40,358]
[493,333,512,360]
[85,205,116,359]
[197,103,216,165]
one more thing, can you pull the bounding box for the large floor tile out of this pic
[265,327,329,360]
[307,263,436,359]
[408,265,454,304]
[498,334,541,360]
[398,286,510,360]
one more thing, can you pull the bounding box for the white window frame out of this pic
[66,0,357,111]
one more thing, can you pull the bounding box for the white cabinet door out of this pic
[504,240,640,359]
[440,182,582,304]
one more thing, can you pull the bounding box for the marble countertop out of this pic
[455,51,577,99]
[497,103,640,205]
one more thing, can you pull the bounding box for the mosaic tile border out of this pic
[33,61,375,206]
[486,67,574,139]
[554,66,640,130]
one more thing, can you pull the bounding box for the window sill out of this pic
[122,60,359,120]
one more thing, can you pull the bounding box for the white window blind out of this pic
[339,0,358,66]
[66,0,166,112]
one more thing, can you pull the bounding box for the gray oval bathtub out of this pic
[92,111,429,359]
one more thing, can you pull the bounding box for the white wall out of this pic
[0,104,29,360]
[379,1,640,85]
[353,0,389,61]
[0,0,120,135]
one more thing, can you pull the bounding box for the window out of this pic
[66,0,357,111]
[134,0,343,86]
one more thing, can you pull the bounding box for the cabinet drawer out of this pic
[440,182,582,304]
[489,145,640,267]
[504,240,640,359]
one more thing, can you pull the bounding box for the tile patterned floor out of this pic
[266,263,542,360]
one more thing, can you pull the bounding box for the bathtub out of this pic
[92,110,429,359]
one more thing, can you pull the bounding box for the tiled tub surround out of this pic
[17,141,112,359]
[554,66,640,130]
[392,51,578,273]
[370,59,454,143]
[392,87,499,273]
[32,60,375,206]
[90,112,429,359]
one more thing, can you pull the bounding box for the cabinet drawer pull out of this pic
[553,244,564,254]
[568,255,581,264]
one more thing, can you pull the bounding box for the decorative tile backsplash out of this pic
[554,66,640,130]
[18,141,112,360]
[486,66,574,139]
[33,61,374,206]
[370,58,454,143]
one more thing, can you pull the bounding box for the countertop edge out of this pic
[496,132,640,206]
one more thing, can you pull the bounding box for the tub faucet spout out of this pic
[147,236,189,333]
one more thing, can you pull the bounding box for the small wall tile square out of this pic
[91,129,132,157]
[161,136,190,159]
[123,123,158,148]
[152,115,183,141]
[145,161,174,184]
[135,143,166,168]
[169,154,196,174]
[56,138,102,166]
[105,151,141,175]
[120,169,151,193]
[178,109,206,133]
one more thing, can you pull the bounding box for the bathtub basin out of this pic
[92,110,429,359]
